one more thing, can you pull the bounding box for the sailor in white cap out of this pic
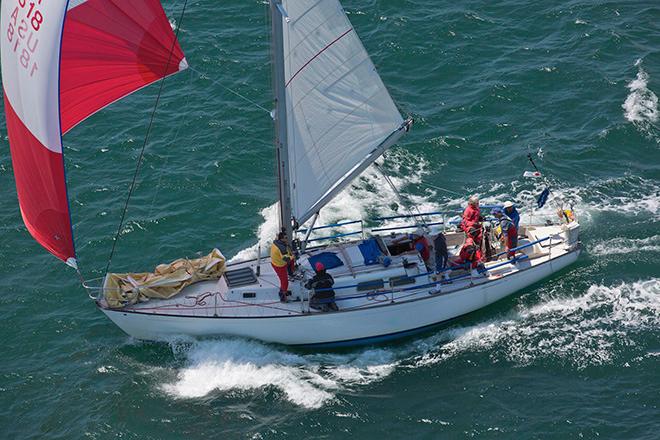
[503,201,520,230]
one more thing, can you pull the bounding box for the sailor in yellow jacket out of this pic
[271,231,294,302]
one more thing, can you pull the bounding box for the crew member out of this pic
[454,227,485,277]
[392,229,431,268]
[410,231,431,269]
[271,231,294,302]
[503,201,520,230]
[461,195,482,241]
[433,233,449,273]
[493,207,518,259]
[305,262,338,312]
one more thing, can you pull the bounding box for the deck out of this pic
[101,223,576,319]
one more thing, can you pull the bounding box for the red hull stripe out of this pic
[60,0,186,134]
[3,94,75,262]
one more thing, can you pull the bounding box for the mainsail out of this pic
[1,0,186,266]
[274,0,408,227]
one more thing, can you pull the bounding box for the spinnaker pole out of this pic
[270,0,294,242]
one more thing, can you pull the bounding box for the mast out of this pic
[270,0,294,242]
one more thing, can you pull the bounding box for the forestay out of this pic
[279,0,405,225]
[1,0,186,266]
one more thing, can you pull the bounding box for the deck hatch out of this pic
[224,267,258,287]
[390,275,415,287]
[357,279,385,291]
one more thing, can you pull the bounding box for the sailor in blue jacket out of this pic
[503,201,520,230]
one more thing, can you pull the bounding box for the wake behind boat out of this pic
[1,0,582,347]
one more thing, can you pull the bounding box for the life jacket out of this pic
[270,240,293,267]
[460,204,481,233]
[412,235,430,261]
[558,208,575,223]
[498,217,516,238]
[459,237,482,266]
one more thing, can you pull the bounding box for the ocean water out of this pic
[1,1,659,438]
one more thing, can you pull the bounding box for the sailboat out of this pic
[1,0,581,347]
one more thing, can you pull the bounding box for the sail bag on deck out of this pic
[1,0,187,267]
[104,249,226,308]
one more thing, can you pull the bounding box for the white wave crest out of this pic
[524,279,660,331]
[576,176,660,220]
[161,339,398,409]
[416,279,660,369]
[590,235,660,256]
[622,59,658,128]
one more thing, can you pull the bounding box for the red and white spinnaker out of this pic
[1,0,186,267]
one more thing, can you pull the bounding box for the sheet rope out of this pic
[103,0,190,277]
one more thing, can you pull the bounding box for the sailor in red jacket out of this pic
[460,195,482,242]
[454,227,486,277]
[392,229,431,269]
[409,231,431,268]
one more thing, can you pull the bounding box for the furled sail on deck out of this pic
[1,0,186,266]
[278,0,406,225]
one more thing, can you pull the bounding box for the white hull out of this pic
[100,240,580,347]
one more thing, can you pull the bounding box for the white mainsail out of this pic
[278,0,406,225]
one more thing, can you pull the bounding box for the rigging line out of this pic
[147,68,195,218]
[375,163,427,227]
[187,66,271,114]
[422,182,463,196]
[104,0,189,277]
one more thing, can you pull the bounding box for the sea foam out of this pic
[161,338,399,409]
[590,235,660,256]
[622,59,658,129]
[415,278,660,370]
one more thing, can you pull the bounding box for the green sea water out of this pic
[1,1,659,438]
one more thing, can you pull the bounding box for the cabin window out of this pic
[390,275,415,287]
[357,279,384,291]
